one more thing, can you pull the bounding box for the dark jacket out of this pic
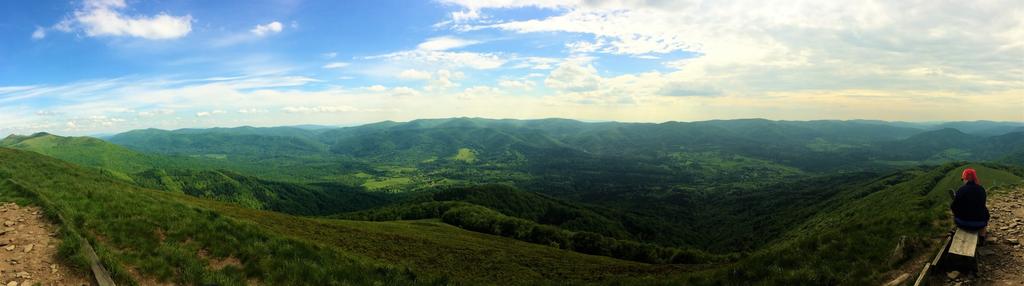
[951,181,989,222]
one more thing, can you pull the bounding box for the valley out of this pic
[0,118,1023,285]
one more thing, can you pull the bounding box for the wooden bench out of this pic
[948,227,978,258]
[940,227,979,274]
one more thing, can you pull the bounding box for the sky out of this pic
[0,0,1022,135]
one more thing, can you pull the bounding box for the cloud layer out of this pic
[69,0,192,39]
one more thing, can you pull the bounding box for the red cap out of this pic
[962,168,979,183]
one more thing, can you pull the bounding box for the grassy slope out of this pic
[197,199,705,285]
[1,133,158,178]
[712,163,1023,285]
[0,147,700,285]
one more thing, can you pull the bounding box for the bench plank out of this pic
[913,263,930,286]
[948,228,978,257]
[932,235,951,266]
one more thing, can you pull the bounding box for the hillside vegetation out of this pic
[3,118,1023,285]
[0,147,712,285]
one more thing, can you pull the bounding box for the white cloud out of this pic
[238,108,269,114]
[448,0,1023,99]
[390,86,421,97]
[31,27,46,40]
[366,85,388,92]
[196,110,226,117]
[498,79,535,90]
[282,106,357,113]
[417,36,480,51]
[438,0,574,10]
[398,69,433,80]
[457,85,501,99]
[545,62,600,91]
[451,10,482,22]
[137,109,175,117]
[322,62,350,69]
[368,50,505,70]
[428,69,463,90]
[71,0,192,40]
[251,21,283,36]
[323,52,338,59]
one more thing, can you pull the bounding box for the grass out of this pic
[452,148,477,163]
[0,147,707,285]
[0,148,433,285]
[199,198,710,285]
[363,177,414,191]
[708,163,1023,285]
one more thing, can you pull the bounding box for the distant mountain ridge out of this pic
[105,118,1024,169]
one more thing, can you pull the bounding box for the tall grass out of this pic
[0,148,435,285]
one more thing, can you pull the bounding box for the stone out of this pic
[15,271,29,279]
[979,248,995,256]
[4,245,14,251]
[948,270,961,279]
[1008,238,1020,245]
[2,221,12,227]
[6,281,15,286]
[22,244,32,253]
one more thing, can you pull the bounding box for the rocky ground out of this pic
[943,188,1024,286]
[0,202,89,286]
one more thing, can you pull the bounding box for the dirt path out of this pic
[0,202,89,286]
[974,188,1024,285]
[938,187,1024,286]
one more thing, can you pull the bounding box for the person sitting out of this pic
[951,168,990,241]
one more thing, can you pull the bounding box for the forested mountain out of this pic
[2,118,1023,285]
[3,144,1020,285]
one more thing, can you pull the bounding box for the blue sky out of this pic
[1,0,1021,135]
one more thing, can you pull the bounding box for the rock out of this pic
[948,270,961,279]
[6,281,15,286]
[889,236,907,266]
[4,245,14,251]
[883,273,910,286]
[1008,238,1020,245]
[979,248,995,256]
[987,236,999,244]
[2,221,12,227]
[22,243,33,253]
[15,271,29,279]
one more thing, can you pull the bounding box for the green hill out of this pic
[0,147,709,285]
[1,132,165,179]
[2,135,1023,284]
[131,169,394,215]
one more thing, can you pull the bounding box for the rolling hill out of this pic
[4,145,1018,284]
[5,118,1024,284]
[0,147,710,285]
